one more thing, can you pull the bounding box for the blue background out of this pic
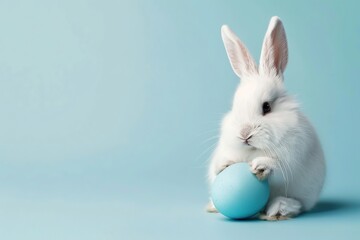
[0,0,359,239]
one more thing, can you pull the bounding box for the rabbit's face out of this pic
[221,17,295,151]
[230,74,299,150]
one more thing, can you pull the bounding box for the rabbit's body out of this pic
[207,17,325,220]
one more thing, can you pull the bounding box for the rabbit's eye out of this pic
[262,102,271,115]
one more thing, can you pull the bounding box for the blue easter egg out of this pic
[211,163,270,219]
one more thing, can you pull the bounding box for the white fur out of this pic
[207,16,325,219]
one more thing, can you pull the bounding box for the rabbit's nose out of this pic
[240,124,252,139]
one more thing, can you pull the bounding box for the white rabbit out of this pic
[207,16,325,220]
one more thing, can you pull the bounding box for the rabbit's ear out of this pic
[221,25,257,78]
[259,16,288,76]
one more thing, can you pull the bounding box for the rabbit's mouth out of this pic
[237,136,255,147]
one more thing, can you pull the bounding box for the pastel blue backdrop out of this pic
[0,0,359,239]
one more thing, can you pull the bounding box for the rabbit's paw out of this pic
[205,201,218,213]
[259,197,302,221]
[249,157,275,181]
